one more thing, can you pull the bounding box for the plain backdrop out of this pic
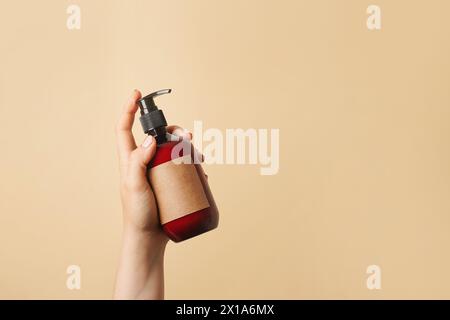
[0,0,450,299]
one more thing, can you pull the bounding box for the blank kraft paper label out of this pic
[149,155,210,224]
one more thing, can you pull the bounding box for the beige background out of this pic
[0,0,450,299]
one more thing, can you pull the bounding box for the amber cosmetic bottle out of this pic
[137,89,219,242]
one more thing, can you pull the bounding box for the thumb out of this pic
[126,135,156,189]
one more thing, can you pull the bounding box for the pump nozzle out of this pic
[139,89,172,115]
[138,89,171,135]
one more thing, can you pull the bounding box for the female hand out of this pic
[114,89,191,299]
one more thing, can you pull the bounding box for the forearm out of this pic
[114,225,168,300]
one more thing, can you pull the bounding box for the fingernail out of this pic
[142,136,153,148]
[173,128,185,136]
[174,128,192,140]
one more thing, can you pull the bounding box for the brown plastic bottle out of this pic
[138,89,219,242]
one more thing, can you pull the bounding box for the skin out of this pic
[114,89,191,299]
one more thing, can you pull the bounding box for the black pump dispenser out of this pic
[138,89,171,144]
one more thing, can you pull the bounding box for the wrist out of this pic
[115,223,167,300]
[122,223,169,251]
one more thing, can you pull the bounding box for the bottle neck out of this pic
[148,126,168,145]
